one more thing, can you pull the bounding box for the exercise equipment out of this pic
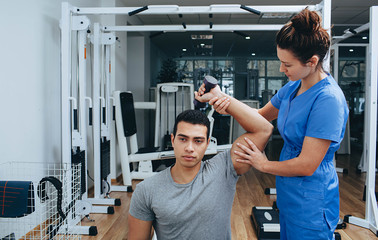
[60,2,333,236]
[251,206,280,240]
[60,7,101,235]
[342,7,378,236]
[154,83,195,150]
[0,233,15,240]
[59,6,125,236]
[193,75,218,109]
[114,90,218,190]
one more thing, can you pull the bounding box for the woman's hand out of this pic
[234,137,268,173]
[209,96,230,115]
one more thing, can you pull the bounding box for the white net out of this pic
[0,162,81,240]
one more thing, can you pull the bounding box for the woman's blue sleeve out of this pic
[271,82,290,109]
[306,93,347,143]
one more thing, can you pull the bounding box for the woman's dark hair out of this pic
[173,110,210,140]
[276,8,330,68]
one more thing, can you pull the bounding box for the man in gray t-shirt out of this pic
[128,89,273,240]
[130,150,236,239]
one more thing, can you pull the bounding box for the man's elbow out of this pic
[264,123,274,137]
[259,122,273,144]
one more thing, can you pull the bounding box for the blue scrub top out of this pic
[270,74,349,231]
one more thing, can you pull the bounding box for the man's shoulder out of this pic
[206,149,230,162]
[203,149,231,169]
[136,167,170,189]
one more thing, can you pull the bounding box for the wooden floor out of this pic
[81,140,378,240]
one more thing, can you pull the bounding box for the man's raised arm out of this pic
[195,83,273,175]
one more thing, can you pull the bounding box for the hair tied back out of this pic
[291,8,321,35]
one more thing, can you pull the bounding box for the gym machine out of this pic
[60,3,98,236]
[85,22,122,205]
[341,6,378,236]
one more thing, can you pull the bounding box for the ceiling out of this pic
[121,0,375,58]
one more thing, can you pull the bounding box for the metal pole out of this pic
[61,2,72,165]
[92,23,102,199]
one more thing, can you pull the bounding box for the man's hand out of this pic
[194,84,223,103]
[209,96,230,115]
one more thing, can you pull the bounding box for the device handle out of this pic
[193,75,218,109]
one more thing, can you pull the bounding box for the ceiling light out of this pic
[191,34,213,40]
[245,36,251,40]
[362,36,368,40]
[349,49,354,52]
[251,53,256,56]
[182,48,187,52]
[200,43,205,47]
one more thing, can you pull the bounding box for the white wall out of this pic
[0,0,146,182]
[0,0,107,165]
[127,35,149,147]
[0,0,155,188]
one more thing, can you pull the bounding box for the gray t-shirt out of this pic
[129,150,238,240]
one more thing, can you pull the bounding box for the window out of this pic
[175,59,235,97]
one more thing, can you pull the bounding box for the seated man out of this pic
[128,96,273,239]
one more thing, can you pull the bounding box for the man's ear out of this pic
[171,133,175,146]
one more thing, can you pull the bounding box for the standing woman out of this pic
[196,8,349,240]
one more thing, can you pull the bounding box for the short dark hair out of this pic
[173,110,210,140]
[276,8,330,68]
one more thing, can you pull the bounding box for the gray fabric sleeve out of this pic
[208,150,239,185]
[224,149,239,182]
[129,182,155,221]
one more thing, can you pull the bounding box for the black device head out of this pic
[203,75,218,86]
[194,75,219,109]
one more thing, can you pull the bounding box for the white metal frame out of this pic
[71,4,326,33]
[86,22,124,205]
[344,6,378,236]
[60,3,101,236]
[331,43,369,155]
[330,43,368,175]
[113,90,218,188]
[332,23,370,45]
[154,83,195,149]
[73,5,315,15]
[61,6,134,236]
[61,0,331,193]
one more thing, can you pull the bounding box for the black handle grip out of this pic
[89,108,92,126]
[194,75,218,109]
[128,6,148,16]
[73,109,78,130]
[240,5,261,15]
[102,107,106,124]
[113,106,115,121]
